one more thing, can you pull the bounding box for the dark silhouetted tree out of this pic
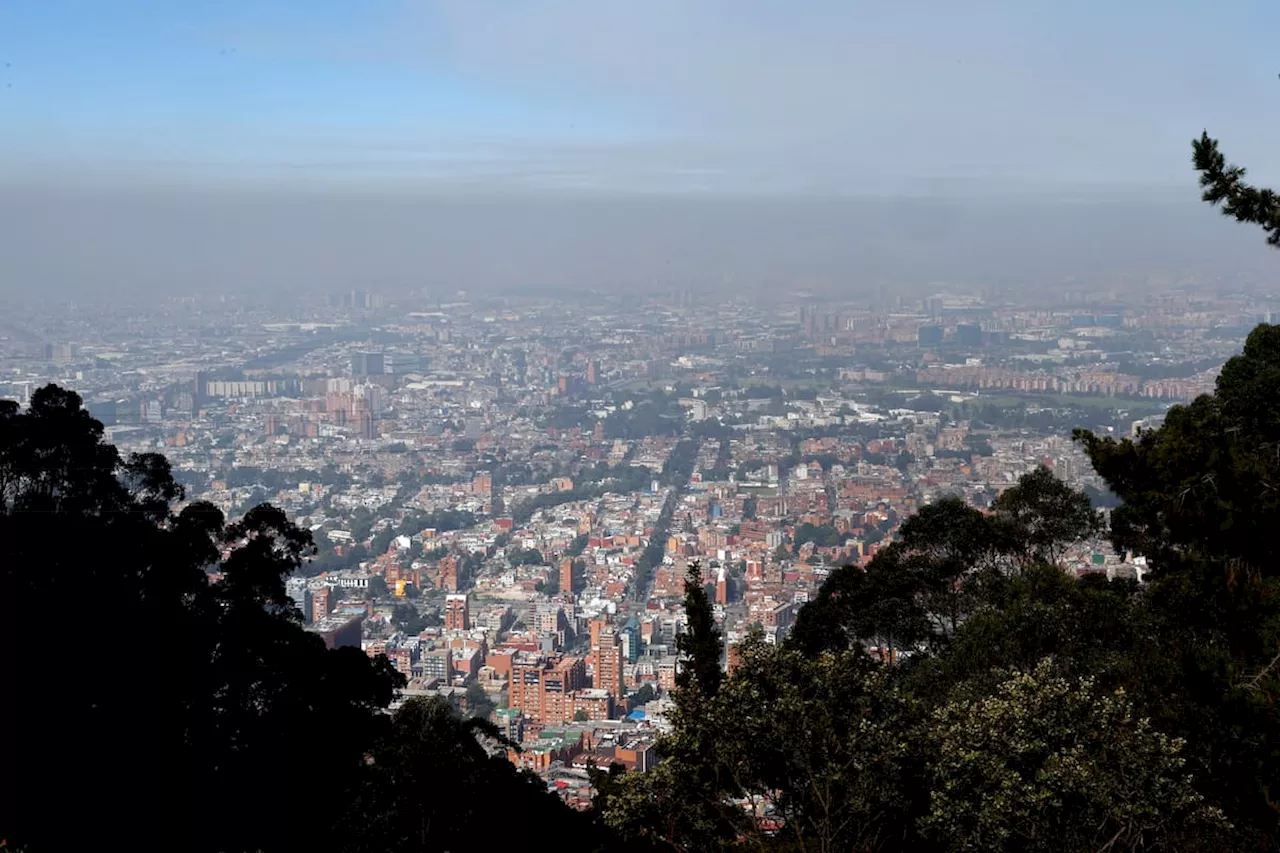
[0,386,561,853]
[991,464,1104,568]
[335,696,602,852]
[1193,131,1280,248]
[676,560,723,703]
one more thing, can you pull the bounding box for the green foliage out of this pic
[396,508,476,537]
[611,383,1262,852]
[602,562,735,850]
[710,640,920,851]
[921,659,1224,853]
[907,391,947,412]
[630,682,656,708]
[512,484,601,525]
[371,525,397,555]
[465,680,496,720]
[1074,322,1280,846]
[905,564,1142,705]
[223,465,325,491]
[991,465,1103,568]
[334,696,603,852]
[0,386,404,853]
[392,602,435,635]
[509,546,546,567]
[1193,131,1280,247]
[599,753,734,851]
[966,437,994,456]
[350,505,375,542]
[660,439,699,487]
[604,401,685,440]
[584,460,657,493]
[792,521,840,550]
[305,539,370,576]
[790,472,1104,659]
[675,561,723,705]
[0,385,614,853]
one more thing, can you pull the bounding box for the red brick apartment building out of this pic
[444,593,470,630]
[510,655,588,725]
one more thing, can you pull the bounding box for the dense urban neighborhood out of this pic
[1,282,1244,801]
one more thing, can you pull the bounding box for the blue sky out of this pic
[3,0,1280,192]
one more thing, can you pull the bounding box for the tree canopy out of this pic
[601,452,1245,851]
[0,386,593,853]
[602,304,1280,850]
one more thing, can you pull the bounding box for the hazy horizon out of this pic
[1,183,1274,302]
[4,0,1280,297]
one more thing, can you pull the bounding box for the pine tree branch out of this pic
[1193,131,1280,247]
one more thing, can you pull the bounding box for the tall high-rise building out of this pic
[358,411,376,441]
[559,558,575,595]
[437,556,459,591]
[422,648,451,683]
[285,577,313,623]
[955,324,983,348]
[357,383,386,415]
[620,617,641,664]
[535,602,566,639]
[306,614,364,650]
[509,656,542,720]
[339,289,385,309]
[139,400,163,424]
[43,342,74,364]
[351,351,385,377]
[917,325,944,347]
[444,594,470,631]
[590,626,623,703]
[586,360,600,385]
[312,586,332,619]
[85,399,118,426]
